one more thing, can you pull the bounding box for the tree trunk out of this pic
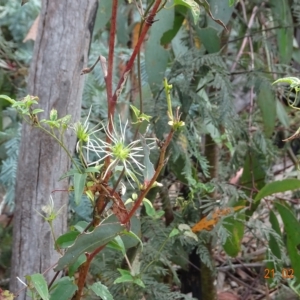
[10,1,98,298]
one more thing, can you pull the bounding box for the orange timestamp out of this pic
[264,268,294,279]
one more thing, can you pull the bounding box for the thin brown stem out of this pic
[123,128,174,223]
[107,0,118,117]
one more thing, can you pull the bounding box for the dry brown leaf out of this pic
[23,15,39,42]
[192,206,245,233]
[217,291,241,300]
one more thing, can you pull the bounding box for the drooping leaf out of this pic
[197,0,231,32]
[121,222,143,250]
[174,0,200,24]
[257,82,276,137]
[26,274,49,300]
[56,231,80,249]
[89,282,113,300]
[266,210,283,286]
[140,136,155,185]
[275,202,300,283]
[254,179,300,205]
[269,210,282,259]
[222,202,245,257]
[54,215,124,271]
[145,5,174,94]
[49,277,77,300]
[68,254,86,277]
[73,173,87,205]
[270,0,293,64]
[196,27,220,53]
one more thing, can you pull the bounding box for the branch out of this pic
[107,0,119,118]
[109,0,162,117]
[123,128,174,223]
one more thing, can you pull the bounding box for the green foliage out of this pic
[5,0,300,299]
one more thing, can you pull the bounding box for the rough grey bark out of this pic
[10,0,98,298]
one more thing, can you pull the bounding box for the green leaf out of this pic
[276,99,290,128]
[197,0,232,33]
[73,173,87,205]
[89,282,113,300]
[273,77,300,87]
[26,274,49,300]
[145,5,174,94]
[222,205,245,257]
[132,278,145,288]
[169,228,180,238]
[56,231,79,249]
[196,27,220,53]
[121,227,143,251]
[269,210,282,259]
[49,277,77,300]
[114,269,145,287]
[240,151,266,194]
[141,137,155,184]
[160,12,185,45]
[254,179,300,204]
[94,0,113,33]
[0,95,15,104]
[68,254,87,277]
[107,236,126,255]
[270,0,293,64]
[59,169,82,181]
[257,82,276,137]
[174,0,200,24]
[84,166,101,173]
[143,198,165,219]
[32,108,44,114]
[275,202,300,283]
[73,221,89,233]
[266,210,282,286]
[54,215,124,271]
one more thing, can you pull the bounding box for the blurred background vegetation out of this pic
[2,0,300,299]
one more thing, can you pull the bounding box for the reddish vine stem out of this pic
[107,0,118,118]
[109,0,162,116]
[123,129,174,223]
[74,245,106,300]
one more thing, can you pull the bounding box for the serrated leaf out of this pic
[49,277,77,300]
[54,215,124,271]
[26,274,49,300]
[89,282,113,300]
